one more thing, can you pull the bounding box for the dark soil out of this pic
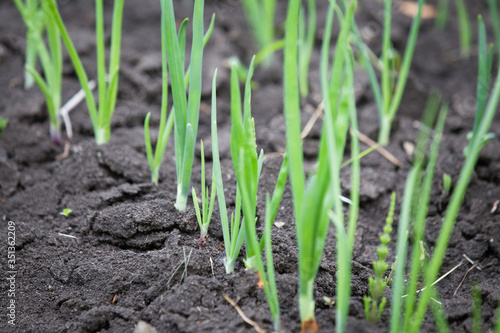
[1,0,500,332]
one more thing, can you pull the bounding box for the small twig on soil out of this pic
[402,260,463,298]
[454,263,478,296]
[224,295,269,333]
[351,129,403,168]
[462,254,482,271]
[60,80,96,139]
[298,103,403,170]
[301,101,323,139]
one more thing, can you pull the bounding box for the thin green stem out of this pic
[389,167,419,333]
[381,0,392,118]
[410,68,500,333]
[283,0,305,218]
[404,102,448,331]
[455,0,471,57]
[379,0,425,145]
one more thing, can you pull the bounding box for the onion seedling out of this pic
[160,0,211,211]
[228,38,284,84]
[59,208,72,218]
[143,5,178,185]
[298,0,316,98]
[407,25,500,333]
[455,0,471,58]
[322,5,359,332]
[192,141,216,246]
[232,55,287,330]
[228,56,265,271]
[489,0,500,56]
[230,56,284,330]
[350,0,425,145]
[26,1,63,145]
[472,283,482,333]
[241,0,276,66]
[435,0,448,29]
[144,1,214,185]
[211,57,265,273]
[12,0,41,89]
[211,69,245,274]
[47,0,124,145]
[434,0,472,57]
[388,93,448,333]
[211,58,288,291]
[14,0,64,145]
[464,16,495,156]
[284,0,358,330]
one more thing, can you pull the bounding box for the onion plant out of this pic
[455,0,471,57]
[389,93,448,332]
[14,0,64,145]
[435,0,448,29]
[489,0,500,56]
[405,23,500,333]
[464,15,495,156]
[323,6,359,333]
[228,38,284,84]
[230,56,285,330]
[240,0,276,66]
[47,0,124,145]
[211,62,285,329]
[435,0,472,57]
[389,19,500,331]
[351,0,425,145]
[191,141,216,245]
[159,0,210,211]
[298,0,316,98]
[284,0,358,330]
[21,1,63,146]
[211,69,245,274]
[228,57,265,271]
[144,2,214,185]
[12,0,41,89]
[472,284,482,333]
[210,58,264,274]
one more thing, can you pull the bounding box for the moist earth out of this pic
[1,0,500,332]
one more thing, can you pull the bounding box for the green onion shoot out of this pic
[192,141,216,246]
[47,0,125,145]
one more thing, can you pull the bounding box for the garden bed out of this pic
[1,0,499,332]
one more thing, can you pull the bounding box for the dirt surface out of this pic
[1,0,500,332]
